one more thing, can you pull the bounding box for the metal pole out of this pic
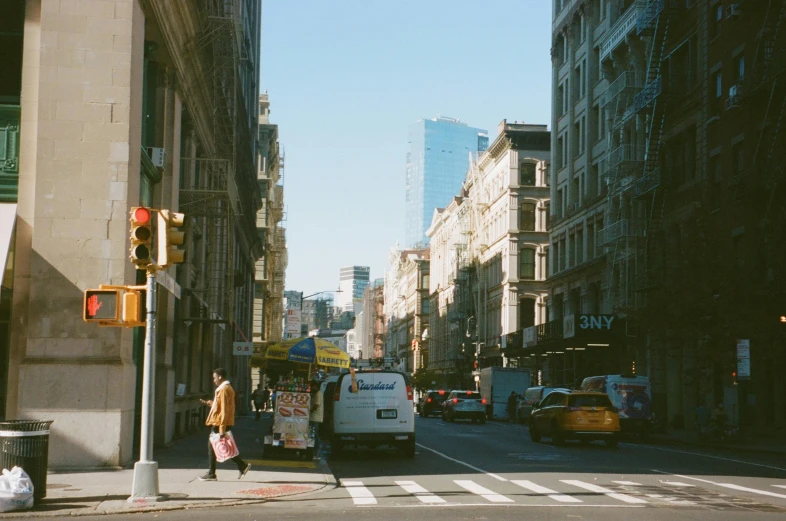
[129,270,160,502]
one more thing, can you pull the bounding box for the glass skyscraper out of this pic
[405,115,488,247]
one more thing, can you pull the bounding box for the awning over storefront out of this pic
[0,204,17,286]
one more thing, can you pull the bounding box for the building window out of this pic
[519,298,536,329]
[577,228,584,264]
[520,247,536,280]
[544,201,551,230]
[732,141,744,176]
[520,162,536,186]
[735,54,745,80]
[520,202,536,231]
[710,4,723,39]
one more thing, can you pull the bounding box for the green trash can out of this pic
[0,420,54,500]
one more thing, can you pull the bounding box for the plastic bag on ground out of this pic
[0,466,34,512]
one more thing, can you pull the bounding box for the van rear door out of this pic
[369,372,413,434]
[333,373,377,434]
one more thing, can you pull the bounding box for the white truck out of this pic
[479,367,532,420]
[580,374,653,434]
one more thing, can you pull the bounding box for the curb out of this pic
[5,459,337,518]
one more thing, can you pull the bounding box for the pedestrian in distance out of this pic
[507,391,518,422]
[198,368,252,481]
[251,383,266,421]
[309,378,324,458]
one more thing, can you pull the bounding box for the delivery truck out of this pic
[479,367,532,420]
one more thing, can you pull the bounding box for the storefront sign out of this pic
[563,315,575,338]
[524,326,537,347]
[736,339,750,379]
[579,314,615,330]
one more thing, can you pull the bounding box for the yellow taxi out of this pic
[529,390,620,447]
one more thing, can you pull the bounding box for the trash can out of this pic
[0,420,54,500]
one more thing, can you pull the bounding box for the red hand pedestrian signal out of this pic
[83,290,119,322]
[87,294,102,316]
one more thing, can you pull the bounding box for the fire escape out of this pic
[179,0,246,348]
[599,0,670,314]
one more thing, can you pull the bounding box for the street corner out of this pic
[234,482,323,499]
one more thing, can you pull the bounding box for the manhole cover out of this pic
[236,484,315,497]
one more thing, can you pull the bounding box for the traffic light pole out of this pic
[129,269,160,502]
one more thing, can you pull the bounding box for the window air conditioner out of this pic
[726,4,741,19]
[147,147,165,167]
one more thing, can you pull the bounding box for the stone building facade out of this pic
[1,0,263,467]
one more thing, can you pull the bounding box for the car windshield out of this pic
[569,394,613,408]
[456,391,482,400]
[427,391,446,400]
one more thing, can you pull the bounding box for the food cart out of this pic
[249,337,351,459]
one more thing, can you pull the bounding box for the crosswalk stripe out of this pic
[511,479,582,503]
[395,481,446,504]
[661,481,694,487]
[343,481,377,505]
[454,480,514,503]
[716,482,786,499]
[613,481,642,486]
[773,485,786,490]
[561,480,648,504]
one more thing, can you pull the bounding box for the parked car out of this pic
[516,386,571,423]
[442,390,486,423]
[529,390,620,446]
[417,389,448,417]
[329,370,415,457]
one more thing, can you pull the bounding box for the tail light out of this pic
[427,398,432,403]
[406,385,413,401]
[452,398,458,404]
[481,399,486,404]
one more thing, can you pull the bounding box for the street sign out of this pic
[156,269,181,299]
[83,290,120,322]
[233,341,253,356]
[736,339,750,379]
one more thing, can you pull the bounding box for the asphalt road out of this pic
[74,415,786,520]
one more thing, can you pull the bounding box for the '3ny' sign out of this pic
[579,315,614,330]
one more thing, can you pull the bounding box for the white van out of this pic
[580,375,652,434]
[329,370,415,457]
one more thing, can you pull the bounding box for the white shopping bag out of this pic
[0,466,34,512]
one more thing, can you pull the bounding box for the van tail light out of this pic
[481,399,486,404]
[406,385,413,401]
[452,398,458,404]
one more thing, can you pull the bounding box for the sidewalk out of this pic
[642,429,786,455]
[5,413,335,518]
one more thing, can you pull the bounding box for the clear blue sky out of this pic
[260,0,553,297]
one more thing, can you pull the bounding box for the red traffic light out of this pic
[133,207,151,224]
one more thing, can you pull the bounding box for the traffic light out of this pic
[157,209,185,267]
[83,289,120,322]
[129,206,153,268]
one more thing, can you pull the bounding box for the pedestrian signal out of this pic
[83,289,120,322]
[129,207,153,268]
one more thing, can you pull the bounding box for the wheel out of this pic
[551,421,565,445]
[449,412,455,423]
[529,421,541,442]
[479,415,486,424]
[442,411,447,421]
[331,436,344,458]
[606,437,619,448]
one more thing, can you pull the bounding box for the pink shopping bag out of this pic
[209,431,240,462]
